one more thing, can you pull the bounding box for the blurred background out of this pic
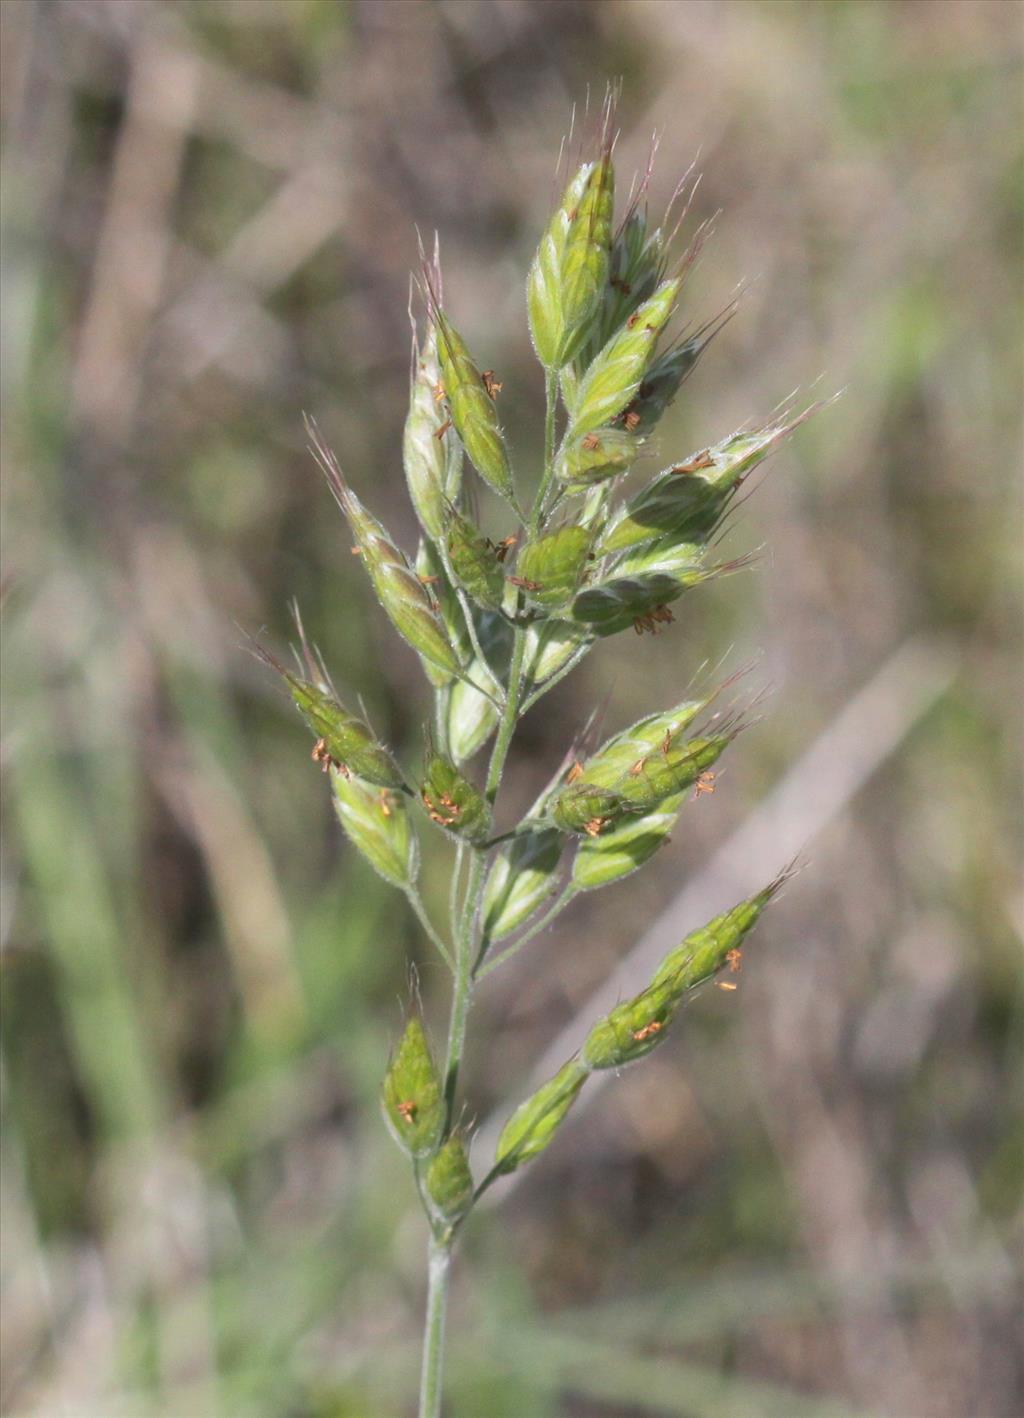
[2,2,1021,1415]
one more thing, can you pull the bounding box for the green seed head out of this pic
[380,1016,445,1158]
[550,780,632,837]
[601,408,819,555]
[494,1059,588,1174]
[284,674,406,791]
[582,979,680,1070]
[614,732,735,812]
[523,618,593,687]
[404,326,463,541]
[332,771,418,889]
[420,748,492,843]
[568,277,681,439]
[311,429,462,680]
[425,1133,474,1227]
[651,872,790,997]
[572,795,683,891]
[482,827,564,942]
[556,427,644,491]
[514,525,593,609]
[434,312,517,506]
[445,505,506,610]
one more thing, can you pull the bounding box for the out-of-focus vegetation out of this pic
[1,2,1020,1415]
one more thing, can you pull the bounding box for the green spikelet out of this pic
[556,427,644,491]
[404,326,463,541]
[381,1017,445,1158]
[420,748,492,843]
[573,794,683,890]
[527,148,615,371]
[578,699,714,788]
[514,525,593,609]
[523,618,593,688]
[527,161,593,370]
[254,642,407,791]
[550,781,633,838]
[651,874,790,996]
[332,772,418,889]
[434,312,516,506]
[425,1134,474,1227]
[571,561,724,637]
[612,732,736,813]
[494,1060,588,1174]
[581,978,681,1070]
[482,827,564,942]
[312,428,462,679]
[445,505,506,610]
[567,277,681,439]
[600,408,820,555]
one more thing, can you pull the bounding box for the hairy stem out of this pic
[418,1238,452,1418]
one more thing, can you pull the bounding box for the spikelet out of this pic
[251,640,407,792]
[527,103,617,371]
[420,746,492,843]
[404,324,463,541]
[514,525,593,610]
[481,827,565,942]
[566,277,681,439]
[332,771,418,889]
[425,1133,474,1227]
[308,422,462,680]
[555,427,644,491]
[600,405,824,555]
[433,310,517,507]
[445,504,506,610]
[650,870,793,995]
[493,1059,589,1173]
[581,978,681,1070]
[381,1016,445,1158]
